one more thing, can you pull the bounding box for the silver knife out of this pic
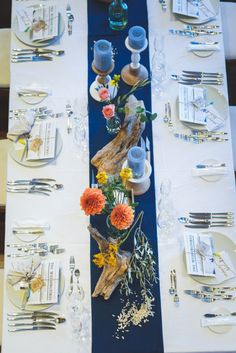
[7,188,50,196]
[8,321,56,327]
[189,213,233,219]
[8,326,56,332]
[11,56,53,63]
[182,70,223,77]
[189,212,233,216]
[178,80,223,86]
[8,311,59,317]
[185,224,234,228]
[12,49,65,56]
[8,178,56,184]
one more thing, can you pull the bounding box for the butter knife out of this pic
[11,56,53,63]
[184,224,233,228]
[8,321,56,327]
[8,311,59,317]
[182,70,223,77]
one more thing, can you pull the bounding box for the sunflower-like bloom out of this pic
[110,204,134,230]
[80,188,106,216]
[93,253,105,268]
[120,167,133,182]
[96,171,108,185]
[110,74,121,87]
[93,242,119,268]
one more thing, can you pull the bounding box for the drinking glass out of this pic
[151,35,166,98]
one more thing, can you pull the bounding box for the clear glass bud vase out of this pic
[106,115,121,135]
[108,0,128,31]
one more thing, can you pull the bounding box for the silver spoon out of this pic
[74,269,85,300]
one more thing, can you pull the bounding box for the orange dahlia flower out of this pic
[110,204,134,230]
[80,188,106,216]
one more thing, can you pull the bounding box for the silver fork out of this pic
[68,256,75,296]
[173,270,179,303]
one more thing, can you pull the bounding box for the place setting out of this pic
[7,107,63,168]
[13,3,65,47]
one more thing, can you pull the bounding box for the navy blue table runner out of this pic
[87,1,164,352]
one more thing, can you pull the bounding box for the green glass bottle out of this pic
[108,0,128,31]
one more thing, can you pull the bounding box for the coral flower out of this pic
[98,87,110,101]
[102,104,115,120]
[80,188,106,216]
[96,171,108,185]
[110,204,134,230]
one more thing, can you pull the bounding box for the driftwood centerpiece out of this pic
[91,95,145,175]
[88,224,131,300]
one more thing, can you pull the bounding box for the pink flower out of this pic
[102,104,115,120]
[98,87,110,101]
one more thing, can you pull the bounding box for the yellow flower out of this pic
[93,242,119,268]
[18,138,26,145]
[96,171,108,185]
[30,276,44,293]
[110,74,121,87]
[120,167,133,182]
[93,253,105,268]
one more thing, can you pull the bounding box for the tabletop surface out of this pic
[2,1,236,352]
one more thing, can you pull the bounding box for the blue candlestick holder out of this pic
[89,61,118,102]
[121,37,149,86]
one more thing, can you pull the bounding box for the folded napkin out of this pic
[188,43,220,52]
[7,255,41,286]
[16,83,51,96]
[192,166,228,177]
[201,316,236,327]
[7,111,35,142]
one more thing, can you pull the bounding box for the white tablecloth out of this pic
[2,0,236,352]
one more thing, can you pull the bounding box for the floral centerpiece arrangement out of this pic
[96,75,157,134]
[80,168,157,335]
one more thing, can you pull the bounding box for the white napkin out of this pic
[7,111,35,142]
[188,43,220,52]
[7,255,41,286]
[192,167,228,177]
[16,83,51,96]
[201,316,236,327]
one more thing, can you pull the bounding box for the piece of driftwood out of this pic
[88,224,131,300]
[91,95,145,175]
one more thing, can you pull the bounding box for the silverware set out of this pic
[6,242,65,258]
[7,311,65,332]
[11,48,65,63]
[68,256,84,299]
[174,131,228,143]
[169,269,179,303]
[7,178,63,196]
[185,286,236,302]
[163,102,173,127]
[66,4,74,36]
[171,71,224,86]
[9,106,63,120]
[179,212,234,228]
[169,28,222,37]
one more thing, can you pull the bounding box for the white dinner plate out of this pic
[9,129,63,168]
[6,272,64,311]
[198,158,225,182]
[13,219,50,242]
[192,50,214,58]
[187,231,236,285]
[13,6,65,48]
[177,85,227,132]
[176,0,219,25]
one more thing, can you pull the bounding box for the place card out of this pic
[214,251,236,283]
[184,232,215,277]
[205,106,225,132]
[31,5,59,42]
[27,259,60,305]
[179,85,207,125]
[27,121,57,161]
[172,0,199,18]
[198,0,217,22]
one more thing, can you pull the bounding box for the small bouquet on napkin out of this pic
[7,110,35,142]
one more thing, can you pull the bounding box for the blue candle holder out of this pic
[121,36,149,86]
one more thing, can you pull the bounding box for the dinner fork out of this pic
[68,256,75,296]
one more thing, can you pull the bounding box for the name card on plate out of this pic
[31,5,59,42]
[172,0,199,18]
[27,259,60,305]
[184,232,215,277]
[27,121,57,161]
[179,85,207,125]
